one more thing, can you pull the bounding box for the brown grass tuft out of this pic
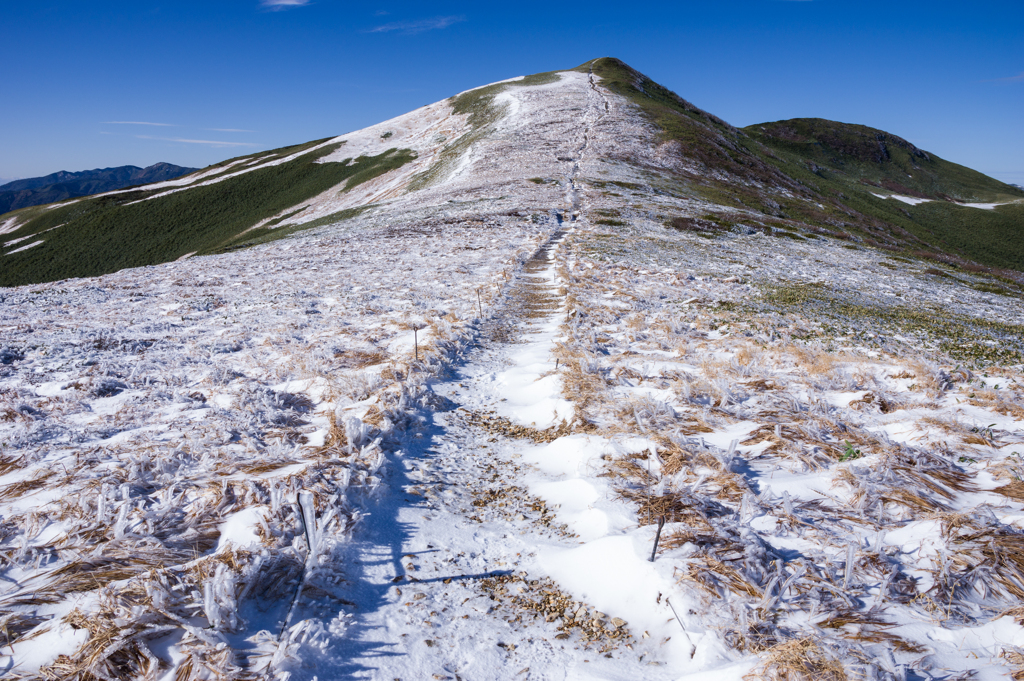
[744,638,847,681]
[0,471,55,502]
[334,349,389,369]
[995,481,1024,501]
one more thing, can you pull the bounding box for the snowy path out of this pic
[311,227,699,681]
[295,65,689,681]
[320,232,588,679]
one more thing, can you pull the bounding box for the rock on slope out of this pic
[0,58,1023,680]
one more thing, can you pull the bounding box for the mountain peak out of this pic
[2,61,1022,286]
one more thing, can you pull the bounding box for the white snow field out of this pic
[2,65,1024,681]
[871,193,1020,210]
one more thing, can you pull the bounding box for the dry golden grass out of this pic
[734,344,761,367]
[333,349,388,369]
[0,612,50,648]
[790,345,844,377]
[847,391,895,413]
[835,450,979,517]
[710,473,748,503]
[741,425,784,454]
[902,359,951,397]
[615,365,645,382]
[461,409,573,443]
[913,512,1024,605]
[678,414,717,436]
[917,415,962,434]
[815,607,926,652]
[685,374,732,408]
[624,313,646,332]
[238,459,299,475]
[617,490,710,529]
[880,487,946,514]
[656,442,719,476]
[44,606,155,680]
[908,459,977,495]
[742,377,779,392]
[994,480,1024,501]
[961,432,992,446]
[553,346,608,426]
[999,649,1024,681]
[699,356,729,378]
[0,471,54,502]
[1,407,32,424]
[1001,606,1024,625]
[683,555,763,600]
[551,234,1024,675]
[744,638,847,681]
[0,454,21,476]
[968,389,1024,419]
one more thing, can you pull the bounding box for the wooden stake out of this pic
[647,452,653,526]
[276,490,318,665]
[297,490,317,561]
[650,515,666,562]
[414,328,419,361]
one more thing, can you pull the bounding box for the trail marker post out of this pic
[650,515,666,562]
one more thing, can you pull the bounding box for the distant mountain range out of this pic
[0,163,197,214]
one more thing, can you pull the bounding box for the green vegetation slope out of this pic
[579,58,1024,273]
[745,118,1021,203]
[0,141,414,287]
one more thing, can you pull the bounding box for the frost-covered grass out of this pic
[0,144,417,287]
[0,209,551,678]
[538,213,1024,680]
[1,60,1023,681]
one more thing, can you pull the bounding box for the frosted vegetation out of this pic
[1,62,1023,680]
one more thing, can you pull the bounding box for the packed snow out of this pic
[872,193,1019,210]
[872,193,932,206]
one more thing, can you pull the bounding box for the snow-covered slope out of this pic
[2,59,1024,681]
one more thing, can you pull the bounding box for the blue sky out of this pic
[2,0,1021,184]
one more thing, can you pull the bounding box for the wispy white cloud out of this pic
[984,71,1024,83]
[260,0,310,9]
[136,135,258,148]
[204,128,257,133]
[104,121,176,127]
[369,15,465,34]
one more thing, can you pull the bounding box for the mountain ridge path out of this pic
[308,232,683,680]
[319,228,606,681]
[292,75,689,680]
